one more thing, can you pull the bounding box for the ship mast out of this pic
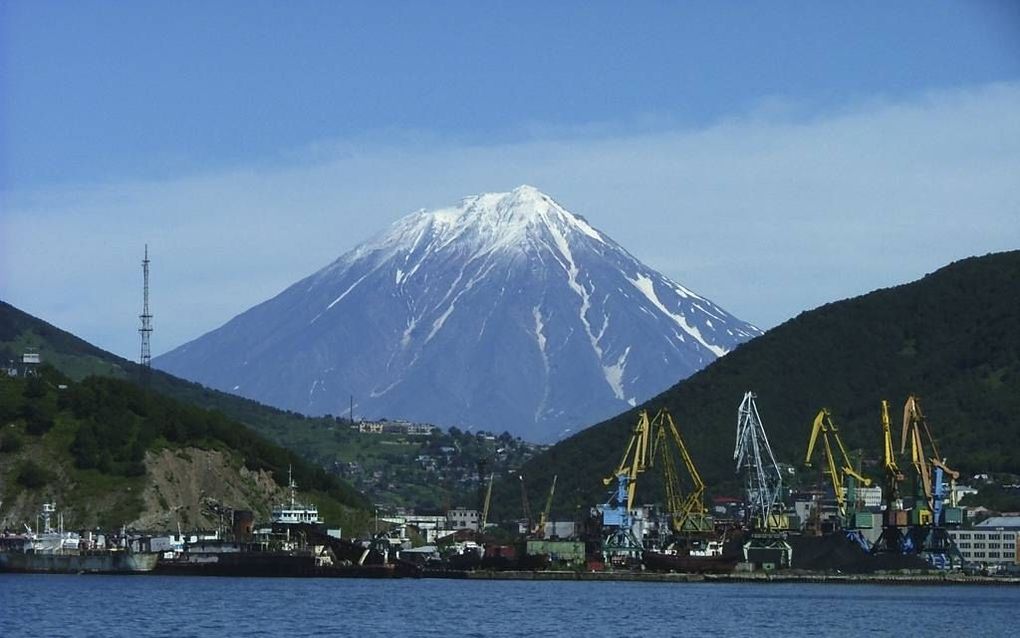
[289,464,297,508]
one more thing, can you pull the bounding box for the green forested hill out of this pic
[501,251,1020,519]
[0,301,537,510]
[1,303,372,524]
[0,298,336,434]
[0,366,370,529]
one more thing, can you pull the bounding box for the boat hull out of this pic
[155,552,416,578]
[156,551,318,577]
[0,551,159,574]
[642,550,738,574]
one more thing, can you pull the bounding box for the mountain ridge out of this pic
[156,186,760,441]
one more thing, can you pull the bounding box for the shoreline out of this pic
[440,569,1020,586]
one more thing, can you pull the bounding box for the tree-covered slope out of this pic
[504,251,1020,518]
[0,366,370,530]
[0,301,537,510]
[0,299,330,432]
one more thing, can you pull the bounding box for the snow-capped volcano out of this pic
[154,186,761,441]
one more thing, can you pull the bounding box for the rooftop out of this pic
[975,516,1020,529]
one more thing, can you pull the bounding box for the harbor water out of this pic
[2,575,1017,637]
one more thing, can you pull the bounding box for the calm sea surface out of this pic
[2,575,1017,637]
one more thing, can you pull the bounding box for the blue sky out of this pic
[2,2,1019,358]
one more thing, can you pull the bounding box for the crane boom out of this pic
[651,409,710,533]
[480,472,494,531]
[804,408,872,519]
[874,399,908,555]
[602,410,653,512]
[881,400,902,482]
[537,475,558,536]
[902,395,960,512]
[518,474,532,534]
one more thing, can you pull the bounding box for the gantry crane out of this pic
[873,400,908,555]
[734,392,791,567]
[900,395,963,568]
[804,408,872,548]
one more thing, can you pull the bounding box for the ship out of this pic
[0,503,158,574]
[154,468,419,578]
[270,466,324,526]
[641,538,740,574]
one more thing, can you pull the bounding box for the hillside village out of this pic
[331,419,544,509]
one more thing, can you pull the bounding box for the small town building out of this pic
[447,508,480,531]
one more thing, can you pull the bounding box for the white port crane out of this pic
[734,392,784,531]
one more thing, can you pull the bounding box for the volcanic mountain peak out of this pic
[156,187,761,441]
[351,185,603,263]
[443,184,601,237]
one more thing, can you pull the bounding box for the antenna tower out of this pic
[139,245,153,370]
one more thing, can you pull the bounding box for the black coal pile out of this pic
[788,533,930,573]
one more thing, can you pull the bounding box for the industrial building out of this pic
[948,517,1020,567]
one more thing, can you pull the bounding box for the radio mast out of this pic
[139,244,153,372]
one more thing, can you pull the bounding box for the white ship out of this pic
[271,467,322,525]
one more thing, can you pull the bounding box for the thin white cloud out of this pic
[2,82,1018,359]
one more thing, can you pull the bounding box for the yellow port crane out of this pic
[874,399,907,554]
[899,395,964,567]
[479,472,494,532]
[518,474,532,535]
[536,475,558,537]
[652,409,712,533]
[600,408,711,538]
[599,410,654,557]
[602,409,653,518]
[901,396,960,522]
[881,400,903,490]
[804,409,872,538]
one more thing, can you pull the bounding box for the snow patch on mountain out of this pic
[628,272,728,357]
